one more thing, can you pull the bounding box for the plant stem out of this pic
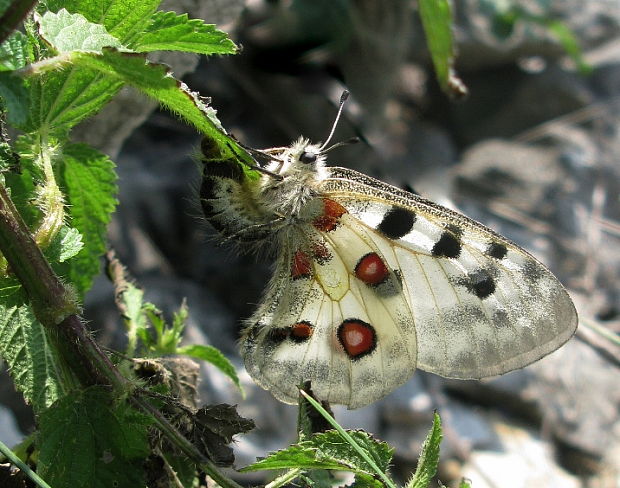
[0,438,53,488]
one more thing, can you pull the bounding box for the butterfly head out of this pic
[264,138,329,183]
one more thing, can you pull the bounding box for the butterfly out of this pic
[200,93,578,409]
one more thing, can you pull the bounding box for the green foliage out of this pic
[37,386,151,488]
[242,429,393,475]
[56,143,118,294]
[134,11,238,54]
[418,0,467,98]
[406,413,442,488]
[0,302,63,410]
[113,272,243,393]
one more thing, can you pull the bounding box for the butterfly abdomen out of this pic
[200,138,273,242]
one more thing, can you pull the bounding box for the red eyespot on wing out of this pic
[355,252,389,285]
[313,198,347,232]
[290,321,313,342]
[337,319,376,359]
[291,250,312,279]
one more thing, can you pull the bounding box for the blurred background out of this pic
[2,1,620,486]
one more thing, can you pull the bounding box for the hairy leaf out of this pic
[177,344,242,393]
[38,387,150,488]
[0,31,32,70]
[0,301,62,410]
[37,9,123,52]
[242,430,393,476]
[45,0,160,42]
[44,225,83,263]
[406,413,442,488]
[57,143,118,295]
[133,11,237,54]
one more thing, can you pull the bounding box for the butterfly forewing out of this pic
[320,167,578,379]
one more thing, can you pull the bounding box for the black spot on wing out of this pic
[468,270,496,299]
[432,231,462,258]
[265,327,289,346]
[486,242,508,260]
[377,206,416,239]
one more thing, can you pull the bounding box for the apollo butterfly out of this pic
[200,92,578,409]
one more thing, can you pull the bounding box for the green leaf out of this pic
[38,386,150,488]
[72,49,221,131]
[418,0,467,98]
[44,225,83,263]
[406,413,442,488]
[46,0,160,43]
[0,32,31,126]
[37,9,123,52]
[177,344,242,393]
[133,11,237,54]
[0,71,29,127]
[351,473,386,488]
[119,281,147,357]
[242,430,393,476]
[26,67,123,134]
[0,31,32,70]
[241,442,351,472]
[56,143,118,295]
[0,302,62,410]
[299,390,397,488]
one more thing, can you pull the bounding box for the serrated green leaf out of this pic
[177,344,242,393]
[26,67,123,134]
[37,9,123,53]
[242,430,393,476]
[406,413,442,488]
[300,391,397,488]
[46,0,160,43]
[72,48,222,131]
[0,302,62,410]
[38,386,150,488]
[133,11,237,54]
[0,31,32,70]
[44,225,83,263]
[310,430,393,475]
[56,143,118,295]
[241,443,350,472]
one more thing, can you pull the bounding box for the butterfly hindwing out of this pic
[242,217,418,408]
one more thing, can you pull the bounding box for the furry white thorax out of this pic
[258,138,329,220]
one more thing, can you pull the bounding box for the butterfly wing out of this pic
[240,166,577,409]
[320,167,578,379]
[241,219,418,408]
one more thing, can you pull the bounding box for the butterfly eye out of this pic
[299,151,317,164]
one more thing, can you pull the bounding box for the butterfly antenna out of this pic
[321,136,360,153]
[227,142,284,181]
[319,90,349,152]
